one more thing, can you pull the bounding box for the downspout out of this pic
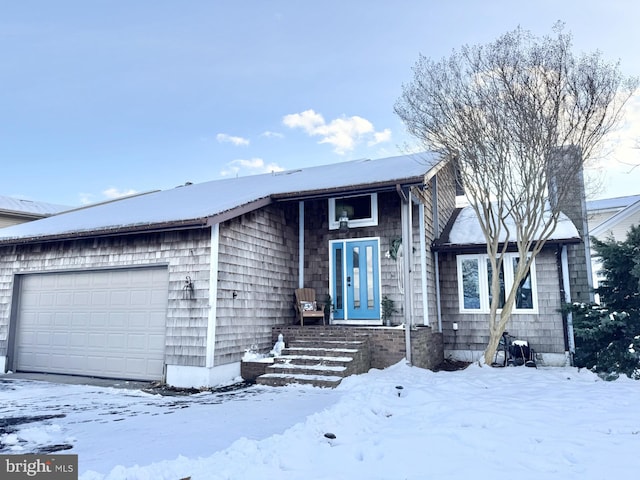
[206,223,220,368]
[298,201,304,289]
[561,244,576,364]
[398,184,413,365]
[435,252,443,333]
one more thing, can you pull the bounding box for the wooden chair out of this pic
[294,288,326,326]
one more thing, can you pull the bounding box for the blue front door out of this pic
[331,239,380,321]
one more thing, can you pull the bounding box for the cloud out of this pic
[369,128,392,146]
[282,109,392,154]
[260,131,285,139]
[216,133,250,146]
[79,193,94,205]
[103,187,138,199]
[220,157,285,177]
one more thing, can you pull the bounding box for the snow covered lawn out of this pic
[1,363,639,479]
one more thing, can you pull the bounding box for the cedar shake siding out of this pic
[0,229,213,368]
[214,204,298,365]
[438,248,566,355]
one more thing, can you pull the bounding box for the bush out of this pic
[571,224,640,379]
[570,303,640,380]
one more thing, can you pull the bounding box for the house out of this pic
[586,194,640,241]
[0,194,71,228]
[586,194,640,296]
[0,153,592,387]
[432,152,593,365]
[0,153,458,387]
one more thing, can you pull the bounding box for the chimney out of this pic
[547,146,594,303]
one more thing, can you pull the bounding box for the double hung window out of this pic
[456,253,537,313]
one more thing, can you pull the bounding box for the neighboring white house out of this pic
[0,195,71,229]
[587,194,640,241]
[586,194,640,296]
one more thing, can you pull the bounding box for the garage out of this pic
[13,267,169,381]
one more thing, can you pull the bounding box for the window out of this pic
[456,253,538,313]
[328,193,378,230]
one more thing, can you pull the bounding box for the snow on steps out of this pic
[256,337,369,388]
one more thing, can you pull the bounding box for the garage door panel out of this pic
[73,291,91,306]
[55,292,73,307]
[91,291,109,305]
[88,333,106,347]
[15,268,169,381]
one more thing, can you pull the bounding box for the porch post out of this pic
[206,223,220,368]
[561,245,576,361]
[418,200,429,326]
[298,201,304,289]
[400,189,413,365]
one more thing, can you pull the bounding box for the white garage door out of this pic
[15,267,169,381]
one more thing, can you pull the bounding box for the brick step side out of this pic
[289,339,367,349]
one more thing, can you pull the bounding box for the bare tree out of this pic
[395,23,638,364]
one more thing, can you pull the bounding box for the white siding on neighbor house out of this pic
[593,208,640,241]
[15,268,168,380]
[0,216,29,229]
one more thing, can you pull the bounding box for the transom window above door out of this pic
[328,193,378,230]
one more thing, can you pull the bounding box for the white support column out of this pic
[561,245,576,355]
[299,201,304,289]
[418,200,429,326]
[401,193,413,365]
[205,223,220,368]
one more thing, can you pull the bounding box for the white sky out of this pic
[1,1,639,206]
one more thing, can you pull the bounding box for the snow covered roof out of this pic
[590,197,640,237]
[434,204,581,251]
[0,195,71,218]
[0,152,444,244]
[586,194,640,213]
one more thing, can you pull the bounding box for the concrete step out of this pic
[283,346,359,357]
[256,373,343,388]
[273,354,353,367]
[255,334,370,388]
[266,362,348,377]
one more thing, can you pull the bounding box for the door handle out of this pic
[347,276,351,286]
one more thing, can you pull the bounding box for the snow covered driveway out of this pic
[0,375,341,476]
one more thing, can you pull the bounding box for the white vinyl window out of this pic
[328,193,378,230]
[456,253,538,314]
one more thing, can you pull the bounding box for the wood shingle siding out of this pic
[438,249,566,354]
[214,204,298,365]
[0,229,213,368]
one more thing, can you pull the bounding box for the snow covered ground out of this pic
[1,362,639,479]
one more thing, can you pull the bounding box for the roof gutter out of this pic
[431,237,581,253]
[272,178,425,203]
[0,219,211,246]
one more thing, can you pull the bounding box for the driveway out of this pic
[0,373,341,475]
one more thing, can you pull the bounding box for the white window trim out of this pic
[456,253,538,314]
[328,193,378,230]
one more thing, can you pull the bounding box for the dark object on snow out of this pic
[324,433,336,439]
[395,385,404,397]
[492,331,537,368]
